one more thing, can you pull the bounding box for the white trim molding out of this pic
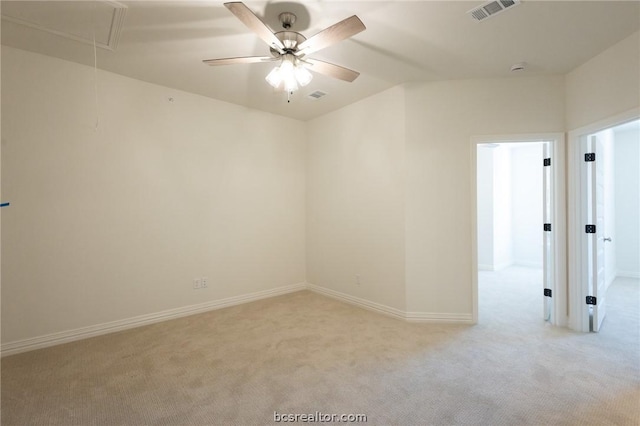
[470,132,567,327]
[3,282,477,357]
[306,283,405,320]
[617,271,640,279]
[405,312,473,323]
[1,282,306,357]
[307,283,474,324]
[567,108,640,332]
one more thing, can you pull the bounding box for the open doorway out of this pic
[476,142,546,324]
[472,133,566,327]
[576,119,639,333]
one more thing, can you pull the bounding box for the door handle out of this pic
[604,237,612,242]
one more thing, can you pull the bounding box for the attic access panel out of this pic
[1,0,127,50]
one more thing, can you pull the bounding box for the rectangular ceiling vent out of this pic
[307,91,327,101]
[468,0,520,22]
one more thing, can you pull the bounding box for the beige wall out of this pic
[404,76,565,314]
[306,86,406,310]
[566,31,640,130]
[1,47,306,343]
[305,76,565,317]
[3,28,638,346]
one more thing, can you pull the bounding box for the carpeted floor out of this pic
[2,266,639,425]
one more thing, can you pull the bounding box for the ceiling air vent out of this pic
[307,90,327,100]
[468,0,520,22]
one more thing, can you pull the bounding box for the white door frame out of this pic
[470,133,566,326]
[567,108,639,332]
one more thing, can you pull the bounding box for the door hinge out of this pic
[586,296,597,305]
[585,153,596,162]
[544,223,552,232]
[544,158,551,167]
[586,225,596,234]
[544,288,552,297]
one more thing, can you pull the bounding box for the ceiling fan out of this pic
[203,2,366,99]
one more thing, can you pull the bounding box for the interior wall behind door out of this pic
[477,147,495,270]
[477,143,543,271]
[512,144,543,268]
[477,145,513,270]
[614,125,640,278]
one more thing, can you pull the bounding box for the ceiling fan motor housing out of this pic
[271,31,306,56]
[204,2,365,86]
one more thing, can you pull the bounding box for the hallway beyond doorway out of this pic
[478,266,543,327]
[479,266,639,342]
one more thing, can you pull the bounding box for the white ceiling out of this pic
[2,1,639,121]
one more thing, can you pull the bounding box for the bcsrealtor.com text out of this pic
[274,411,367,423]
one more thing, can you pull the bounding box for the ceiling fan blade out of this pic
[305,59,360,82]
[295,15,365,56]
[203,56,277,66]
[224,2,285,53]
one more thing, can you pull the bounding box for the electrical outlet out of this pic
[201,277,208,288]
[193,278,202,289]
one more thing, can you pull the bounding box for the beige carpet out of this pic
[2,267,639,425]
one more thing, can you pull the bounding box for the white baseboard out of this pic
[493,261,514,271]
[3,281,475,357]
[513,260,543,269]
[478,262,515,271]
[479,262,542,271]
[306,283,406,320]
[1,282,307,357]
[307,283,473,324]
[617,271,640,279]
[405,312,474,323]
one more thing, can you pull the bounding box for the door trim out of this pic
[567,108,639,332]
[470,133,566,326]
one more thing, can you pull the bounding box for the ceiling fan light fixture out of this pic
[265,54,313,91]
[204,2,365,101]
[265,66,283,87]
[284,77,299,93]
[280,55,295,73]
[279,56,297,91]
[295,66,313,87]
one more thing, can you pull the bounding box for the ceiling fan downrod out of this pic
[278,12,296,29]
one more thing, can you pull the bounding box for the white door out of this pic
[542,142,554,322]
[586,134,606,331]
